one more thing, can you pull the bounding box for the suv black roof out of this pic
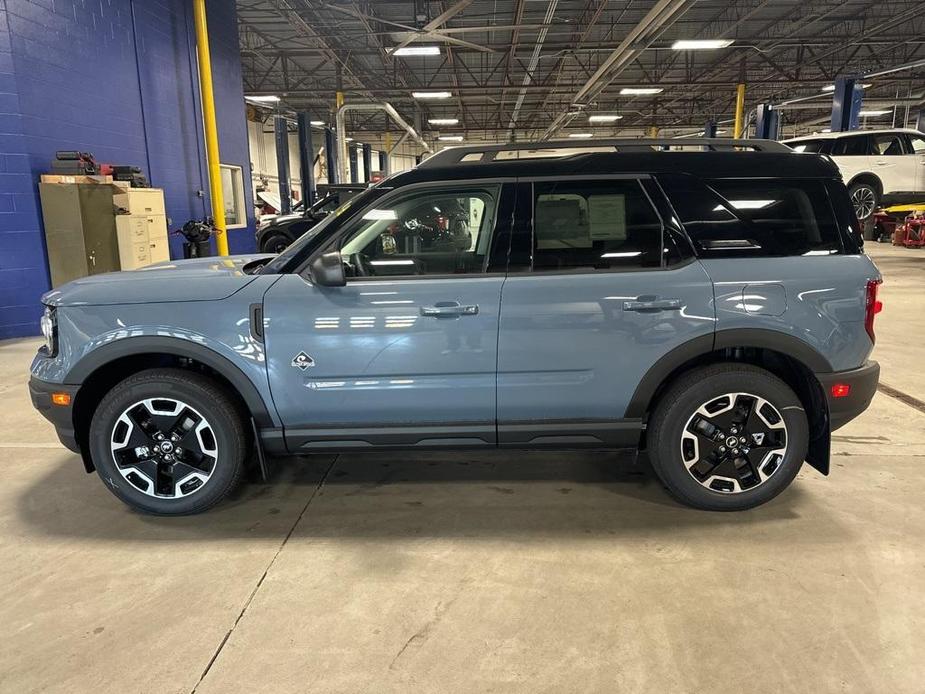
[384,139,839,187]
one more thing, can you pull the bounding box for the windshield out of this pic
[259,186,388,274]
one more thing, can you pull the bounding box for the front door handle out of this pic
[623,298,682,312]
[420,302,479,317]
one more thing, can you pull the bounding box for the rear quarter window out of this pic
[658,175,842,257]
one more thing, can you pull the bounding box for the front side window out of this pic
[530,179,663,271]
[870,134,905,156]
[659,175,841,257]
[910,134,925,154]
[339,185,499,277]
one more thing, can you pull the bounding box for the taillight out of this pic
[865,279,883,343]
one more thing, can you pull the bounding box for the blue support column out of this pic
[324,128,337,184]
[274,114,291,214]
[703,120,717,138]
[755,104,779,140]
[349,145,359,183]
[297,113,316,206]
[362,143,372,182]
[830,77,863,132]
[378,150,388,175]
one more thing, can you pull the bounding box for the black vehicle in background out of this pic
[256,183,368,253]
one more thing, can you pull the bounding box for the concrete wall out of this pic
[0,0,254,338]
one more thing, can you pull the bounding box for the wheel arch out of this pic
[847,172,883,196]
[629,330,832,474]
[66,337,274,472]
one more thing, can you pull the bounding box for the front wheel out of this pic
[648,364,809,511]
[89,369,248,515]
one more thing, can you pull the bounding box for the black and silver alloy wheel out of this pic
[648,364,809,511]
[849,183,877,221]
[110,398,218,499]
[681,392,787,494]
[90,368,247,515]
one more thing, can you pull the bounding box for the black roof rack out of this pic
[418,137,792,168]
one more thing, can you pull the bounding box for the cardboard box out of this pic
[40,174,113,184]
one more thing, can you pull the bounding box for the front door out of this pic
[869,132,917,195]
[907,132,925,193]
[263,181,514,452]
[496,177,715,447]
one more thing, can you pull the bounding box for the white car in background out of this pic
[783,128,925,220]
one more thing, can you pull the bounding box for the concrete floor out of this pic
[1,241,924,694]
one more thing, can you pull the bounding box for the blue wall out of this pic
[0,0,255,338]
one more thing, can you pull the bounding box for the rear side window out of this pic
[870,133,905,156]
[658,175,842,257]
[530,179,663,271]
[789,140,827,153]
[831,135,870,156]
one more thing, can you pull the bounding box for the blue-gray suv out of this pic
[29,139,882,515]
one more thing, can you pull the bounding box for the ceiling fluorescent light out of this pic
[413,91,452,99]
[859,109,890,117]
[671,39,734,50]
[568,133,594,139]
[391,46,440,57]
[245,95,280,103]
[310,120,325,126]
[619,88,663,95]
[822,82,872,92]
[428,118,459,125]
[588,115,623,123]
[438,135,464,142]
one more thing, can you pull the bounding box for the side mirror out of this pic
[308,251,346,287]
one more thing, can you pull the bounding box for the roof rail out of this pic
[418,137,792,168]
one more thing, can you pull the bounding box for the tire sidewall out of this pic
[90,374,243,515]
[849,182,878,221]
[651,370,809,511]
[260,232,291,254]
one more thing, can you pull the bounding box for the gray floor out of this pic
[1,242,923,694]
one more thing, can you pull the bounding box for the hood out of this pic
[42,254,275,307]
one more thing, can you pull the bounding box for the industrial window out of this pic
[659,175,841,257]
[338,185,499,276]
[220,164,247,228]
[530,179,662,271]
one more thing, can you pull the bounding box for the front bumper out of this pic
[29,377,81,453]
[816,360,880,431]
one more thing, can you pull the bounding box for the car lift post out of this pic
[324,128,338,184]
[348,144,359,183]
[755,104,779,140]
[830,77,863,132]
[297,113,316,206]
[703,120,717,138]
[362,143,372,183]
[274,114,292,215]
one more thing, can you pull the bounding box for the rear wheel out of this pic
[89,369,247,515]
[848,181,879,221]
[648,364,809,511]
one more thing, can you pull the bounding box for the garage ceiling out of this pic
[237,0,925,142]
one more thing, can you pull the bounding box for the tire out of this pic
[89,368,248,515]
[647,364,809,511]
[260,232,292,254]
[848,181,879,221]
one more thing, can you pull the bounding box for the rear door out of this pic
[263,181,514,451]
[495,176,715,447]
[906,132,925,193]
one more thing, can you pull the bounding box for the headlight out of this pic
[40,305,57,356]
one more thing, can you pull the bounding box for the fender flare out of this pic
[625,329,833,418]
[846,172,882,194]
[66,336,275,427]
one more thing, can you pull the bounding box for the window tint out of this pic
[870,134,905,156]
[789,140,826,153]
[530,179,662,271]
[831,135,870,156]
[659,175,842,257]
[908,134,925,154]
[339,186,499,277]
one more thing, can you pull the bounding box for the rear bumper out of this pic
[816,361,879,431]
[28,377,81,452]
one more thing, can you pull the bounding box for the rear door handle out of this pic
[623,298,682,312]
[420,302,479,317]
